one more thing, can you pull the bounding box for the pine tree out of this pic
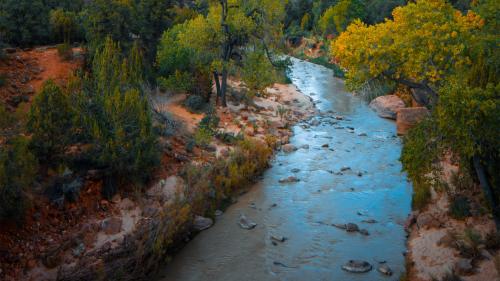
[27,80,74,164]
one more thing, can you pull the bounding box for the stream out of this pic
[157,59,412,281]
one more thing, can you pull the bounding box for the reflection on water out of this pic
[156,59,412,281]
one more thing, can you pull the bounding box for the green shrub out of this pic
[89,88,159,197]
[216,131,243,145]
[182,138,272,215]
[75,37,159,198]
[413,185,432,210]
[457,228,482,258]
[194,127,213,148]
[401,117,441,210]
[56,43,73,60]
[27,80,74,164]
[0,137,38,221]
[449,195,471,220]
[184,95,207,113]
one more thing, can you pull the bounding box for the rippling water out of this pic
[156,59,412,281]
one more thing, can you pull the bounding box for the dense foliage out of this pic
[157,0,288,106]
[75,38,159,198]
[28,80,74,164]
[332,0,499,221]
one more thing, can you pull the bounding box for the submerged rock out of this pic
[345,223,359,232]
[270,234,287,243]
[378,264,393,276]
[238,214,257,230]
[193,216,213,231]
[341,260,372,273]
[282,144,298,153]
[359,229,370,236]
[279,176,300,183]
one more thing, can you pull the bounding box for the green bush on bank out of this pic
[182,138,272,215]
[0,137,38,221]
[401,117,441,210]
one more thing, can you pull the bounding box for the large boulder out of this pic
[396,107,430,135]
[369,95,406,119]
[193,216,213,231]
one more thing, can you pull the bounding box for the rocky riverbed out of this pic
[155,58,412,281]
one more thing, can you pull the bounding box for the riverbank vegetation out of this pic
[330,0,498,279]
[0,0,300,279]
[0,0,498,280]
[331,0,499,223]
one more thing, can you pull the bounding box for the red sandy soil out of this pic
[0,47,87,280]
[0,47,82,110]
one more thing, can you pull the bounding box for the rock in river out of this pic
[346,223,359,232]
[359,229,370,236]
[282,144,298,153]
[193,215,213,231]
[369,95,405,119]
[279,176,300,183]
[270,234,287,243]
[341,260,373,273]
[238,214,257,230]
[378,264,393,276]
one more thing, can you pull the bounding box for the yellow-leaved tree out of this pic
[331,0,484,103]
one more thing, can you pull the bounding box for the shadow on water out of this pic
[156,59,412,281]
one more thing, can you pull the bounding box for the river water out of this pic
[157,59,412,281]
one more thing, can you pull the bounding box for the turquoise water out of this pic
[157,59,412,281]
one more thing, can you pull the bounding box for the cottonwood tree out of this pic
[318,0,365,36]
[332,0,500,227]
[331,0,484,104]
[158,0,287,107]
[50,8,77,44]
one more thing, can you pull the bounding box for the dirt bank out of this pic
[405,159,499,281]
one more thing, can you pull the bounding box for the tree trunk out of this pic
[221,68,228,107]
[473,155,500,230]
[213,71,221,106]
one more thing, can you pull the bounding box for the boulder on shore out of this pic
[193,215,213,231]
[396,107,430,135]
[369,95,406,119]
